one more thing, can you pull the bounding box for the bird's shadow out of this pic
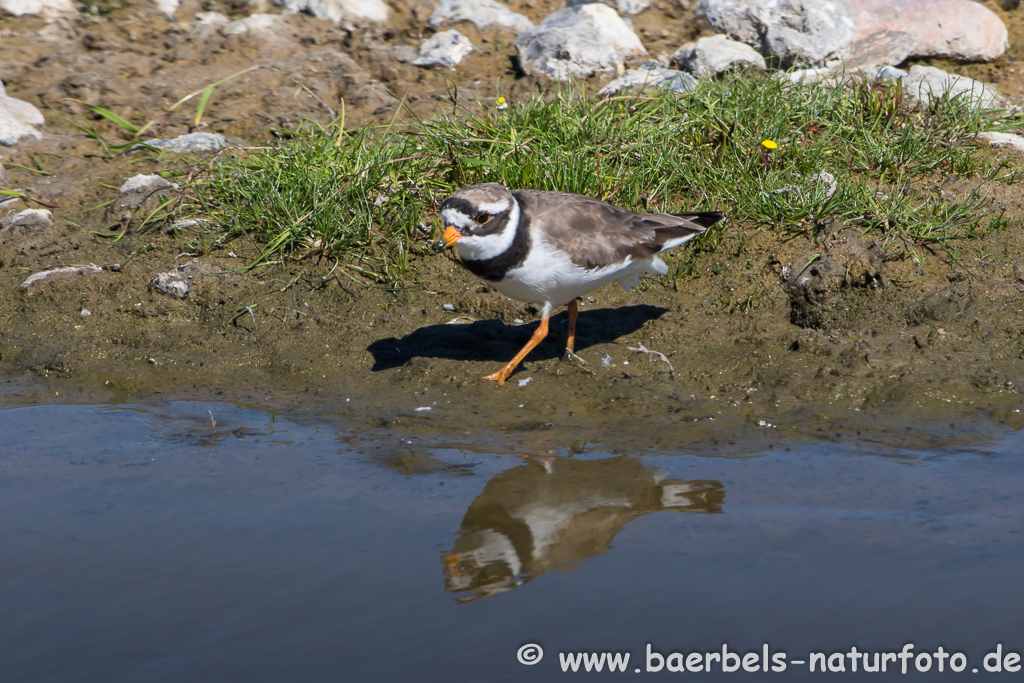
[368,305,668,371]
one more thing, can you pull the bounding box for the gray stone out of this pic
[273,0,388,24]
[850,0,1007,63]
[0,0,73,16]
[223,13,286,35]
[841,30,914,70]
[152,260,223,299]
[141,132,228,154]
[0,80,45,147]
[695,0,857,67]
[976,131,1024,153]
[672,34,766,77]
[109,174,174,225]
[567,0,651,16]
[412,30,475,69]
[1,208,51,232]
[596,63,697,96]
[429,0,532,32]
[902,65,999,109]
[515,4,647,81]
[19,265,102,292]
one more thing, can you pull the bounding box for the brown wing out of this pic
[514,190,723,270]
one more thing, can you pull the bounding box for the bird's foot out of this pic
[483,367,513,386]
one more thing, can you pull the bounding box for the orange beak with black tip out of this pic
[442,225,463,248]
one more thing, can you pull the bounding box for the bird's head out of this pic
[439,183,517,253]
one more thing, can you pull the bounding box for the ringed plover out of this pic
[440,183,722,385]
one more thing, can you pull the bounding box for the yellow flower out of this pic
[496,96,508,110]
[761,139,778,149]
[497,97,505,104]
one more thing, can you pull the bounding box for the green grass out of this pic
[178,70,1023,282]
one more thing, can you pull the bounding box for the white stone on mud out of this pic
[695,0,857,67]
[901,65,999,109]
[976,132,1024,153]
[19,265,102,292]
[567,0,651,16]
[596,63,697,97]
[224,13,285,34]
[142,132,228,153]
[850,0,1008,62]
[0,0,73,17]
[1,209,51,232]
[672,34,766,77]
[152,260,224,299]
[154,0,178,18]
[119,174,172,198]
[0,80,45,147]
[429,0,532,32]
[412,30,475,69]
[515,4,647,81]
[274,0,388,24]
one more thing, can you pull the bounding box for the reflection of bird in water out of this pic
[441,455,724,602]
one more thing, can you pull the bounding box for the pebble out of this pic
[567,0,651,16]
[849,0,1008,62]
[0,0,73,16]
[672,34,766,78]
[1,208,52,232]
[140,132,228,154]
[901,65,1000,109]
[412,30,475,69]
[429,0,532,32]
[0,79,45,147]
[596,63,697,97]
[273,0,389,24]
[19,265,102,292]
[976,131,1024,153]
[696,0,857,67]
[515,4,646,81]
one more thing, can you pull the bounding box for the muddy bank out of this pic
[2,181,1023,454]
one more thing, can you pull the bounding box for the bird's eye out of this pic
[475,212,490,225]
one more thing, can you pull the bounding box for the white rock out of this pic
[412,30,475,69]
[141,132,229,153]
[154,0,178,18]
[0,80,45,147]
[1,208,51,232]
[597,64,697,96]
[515,4,647,81]
[0,0,73,17]
[224,13,285,34]
[429,0,532,32]
[696,0,857,67]
[119,174,172,196]
[19,265,102,292]
[567,0,651,16]
[902,65,999,109]
[672,34,766,77]
[274,0,388,23]
[976,131,1024,153]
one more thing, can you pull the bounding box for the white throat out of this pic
[454,197,520,262]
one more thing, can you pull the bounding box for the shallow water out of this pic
[2,402,1023,682]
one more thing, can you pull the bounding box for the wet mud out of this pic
[1,0,1024,451]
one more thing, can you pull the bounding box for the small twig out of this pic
[627,344,675,377]
[208,410,217,433]
[564,349,595,374]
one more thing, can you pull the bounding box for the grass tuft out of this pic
[179,70,1023,281]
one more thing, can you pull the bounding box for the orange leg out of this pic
[565,299,578,354]
[484,309,550,386]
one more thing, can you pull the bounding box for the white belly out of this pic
[494,238,655,307]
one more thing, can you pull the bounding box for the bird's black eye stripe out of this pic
[475,212,490,225]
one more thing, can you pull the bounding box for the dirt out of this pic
[1,0,1024,453]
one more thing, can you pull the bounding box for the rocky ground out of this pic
[1,0,1024,452]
